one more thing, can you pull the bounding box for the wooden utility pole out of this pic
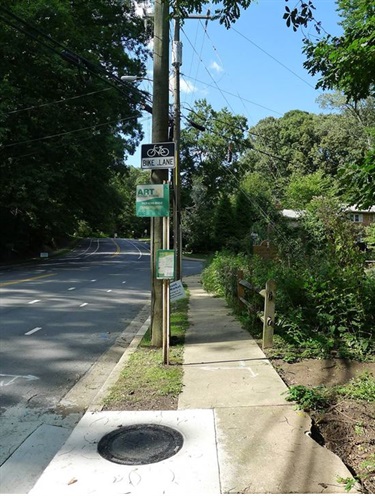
[150,0,170,347]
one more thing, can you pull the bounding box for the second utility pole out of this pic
[150,0,170,347]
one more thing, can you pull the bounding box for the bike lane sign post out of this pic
[141,142,175,169]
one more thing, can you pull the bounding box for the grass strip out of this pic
[102,292,189,410]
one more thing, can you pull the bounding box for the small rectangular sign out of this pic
[136,184,170,217]
[156,249,175,279]
[141,142,175,169]
[170,280,186,302]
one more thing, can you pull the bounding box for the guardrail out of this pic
[237,270,276,349]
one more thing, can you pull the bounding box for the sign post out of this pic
[136,177,173,364]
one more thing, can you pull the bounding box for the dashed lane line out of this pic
[25,327,42,336]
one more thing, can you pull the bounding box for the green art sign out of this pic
[136,184,170,217]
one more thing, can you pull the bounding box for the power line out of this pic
[181,74,283,116]
[7,88,112,115]
[231,26,316,90]
[0,7,152,112]
[181,25,235,113]
[1,114,140,149]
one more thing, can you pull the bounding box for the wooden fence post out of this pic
[262,279,276,349]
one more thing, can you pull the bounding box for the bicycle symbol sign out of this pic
[141,142,175,169]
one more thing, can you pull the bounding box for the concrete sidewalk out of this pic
[29,274,358,495]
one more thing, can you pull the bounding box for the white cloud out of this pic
[209,61,223,73]
[169,76,198,95]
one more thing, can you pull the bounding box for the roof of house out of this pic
[282,206,375,219]
[344,205,375,213]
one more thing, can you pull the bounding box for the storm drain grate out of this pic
[97,424,184,465]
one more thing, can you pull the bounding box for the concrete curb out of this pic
[89,316,151,412]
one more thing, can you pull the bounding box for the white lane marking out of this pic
[106,290,112,293]
[91,279,96,282]
[122,281,126,284]
[68,287,76,291]
[25,327,42,336]
[28,299,40,304]
[125,239,145,259]
[0,374,39,387]
[80,303,88,308]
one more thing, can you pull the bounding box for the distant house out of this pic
[344,206,375,226]
[281,206,375,227]
[281,209,304,228]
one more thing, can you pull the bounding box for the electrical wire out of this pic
[181,24,235,113]
[231,26,316,90]
[7,88,112,115]
[181,74,283,116]
[0,8,152,112]
[1,114,140,149]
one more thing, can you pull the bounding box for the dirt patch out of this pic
[270,358,375,388]
[270,358,375,493]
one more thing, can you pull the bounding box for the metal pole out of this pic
[150,0,170,347]
[172,17,182,281]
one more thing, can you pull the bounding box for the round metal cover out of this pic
[97,424,184,465]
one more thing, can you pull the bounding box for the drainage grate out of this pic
[97,424,184,465]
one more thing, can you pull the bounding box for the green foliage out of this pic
[285,374,374,414]
[364,223,375,248]
[213,194,236,249]
[200,196,375,359]
[303,0,375,102]
[241,110,369,201]
[182,176,216,253]
[284,385,331,411]
[285,171,336,208]
[180,99,248,202]
[336,372,375,402]
[0,1,149,257]
[202,251,248,301]
[339,149,375,209]
[337,476,358,492]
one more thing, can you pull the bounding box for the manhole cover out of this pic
[97,424,184,465]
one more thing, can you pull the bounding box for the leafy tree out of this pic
[175,0,319,30]
[0,1,149,256]
[338,148,375,209]
[213,194,235,248]
[111,166,150,238]
[284,171,336,208]
[303,0,375,102]
[181,176,215,252]
[180,99,248,204]
[241,109,370,199]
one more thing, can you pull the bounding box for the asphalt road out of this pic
[0,237,204,490]
[0,237,154,413]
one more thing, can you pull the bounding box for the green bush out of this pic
[202,247,374,359]
[284,385,332,411]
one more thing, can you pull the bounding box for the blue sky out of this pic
[129,0,342,166]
